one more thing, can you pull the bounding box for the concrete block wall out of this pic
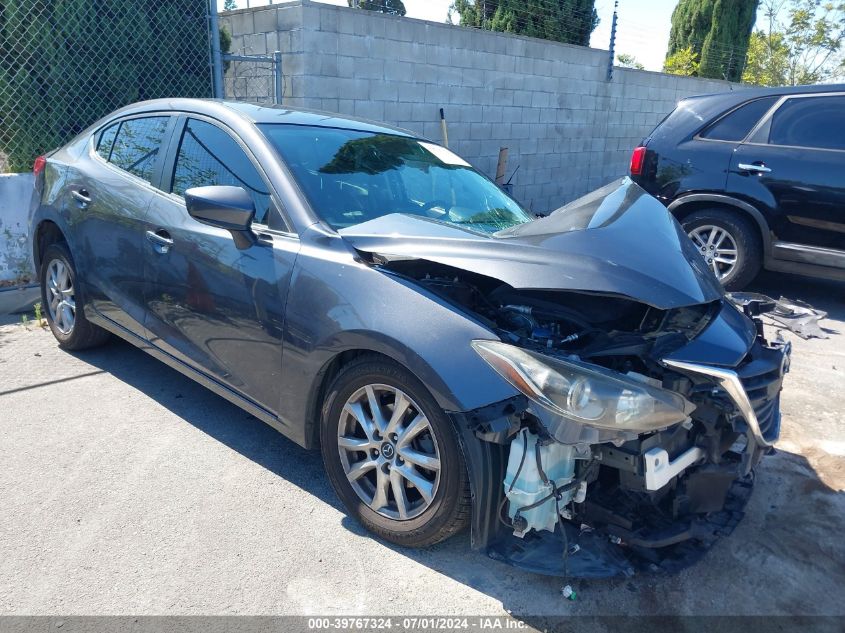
[0,173,36,284]
[222,0,737,213]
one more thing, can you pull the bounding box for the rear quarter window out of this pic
[96,123,119,161]
[699,96,779,142]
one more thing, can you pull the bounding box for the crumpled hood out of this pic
[340,178,724,309]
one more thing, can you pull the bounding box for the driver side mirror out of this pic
[185,185,256,249]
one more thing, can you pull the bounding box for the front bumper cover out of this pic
[450,336,790,578]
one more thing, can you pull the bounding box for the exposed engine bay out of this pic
[381,258,792,577]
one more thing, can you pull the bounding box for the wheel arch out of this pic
[299,331,516,450]
[304,344,461,452]
[667,194,772,259]
[304,348,386,450]
[33,219,69,274]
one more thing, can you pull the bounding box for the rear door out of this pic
[142,115,298,414]
[727,93,845,253]
[69,114,176,336]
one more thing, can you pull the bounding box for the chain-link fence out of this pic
[0,0,215,173]
[222,52,282,104]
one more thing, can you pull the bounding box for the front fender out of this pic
[275,231,519,447]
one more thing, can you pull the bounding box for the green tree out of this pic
[223,0,237,10]
[665,0,759,81]
[348,0,407,16]
[450,0,599,47]
[664,46,702,75]
[0,0,212,172]
[742,29,791,84]
[743,0,845,85]
[616,53,645,69]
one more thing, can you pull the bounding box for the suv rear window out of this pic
[700,96,778,142]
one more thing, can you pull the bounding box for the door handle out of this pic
[737,162,772,174]
[146,230,174,254]
[71,189,91,205]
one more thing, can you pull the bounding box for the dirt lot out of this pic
[0,271,843,620]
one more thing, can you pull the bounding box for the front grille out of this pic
[736,343,785,441]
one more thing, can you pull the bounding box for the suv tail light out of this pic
[33,155,47,177]
[629,146,646,176]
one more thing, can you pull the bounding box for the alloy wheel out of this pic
[46,258,76,335]
[688,224,738,281]
[337,384,441,521]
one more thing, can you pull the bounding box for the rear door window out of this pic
[108,116,170,183]
[700,97,778,142]
[171,118,272,225]
[768,95,845,151]
[96,123,120,161]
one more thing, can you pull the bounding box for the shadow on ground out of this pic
[47,273,845,617]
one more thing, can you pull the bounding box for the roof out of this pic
[683,83,845,106]
[115,98,416,137]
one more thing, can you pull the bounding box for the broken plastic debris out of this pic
[727,292,828,339]
[609,535,623,545]
[561,585,577,600]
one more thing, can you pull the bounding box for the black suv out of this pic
[630,84,845,289]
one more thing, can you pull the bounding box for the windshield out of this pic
[259,124,533,233]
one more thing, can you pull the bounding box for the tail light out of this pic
[33,155,47,177]
[629,146,646,176]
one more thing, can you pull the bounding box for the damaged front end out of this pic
[456,293,789,578]
[414,273,791,577]
[343,179,792,577]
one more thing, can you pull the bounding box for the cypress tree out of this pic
[665,0,759,81]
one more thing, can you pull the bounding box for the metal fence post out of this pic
[273,50,283,104]
[209,0,225,98]
[606,1,618,82]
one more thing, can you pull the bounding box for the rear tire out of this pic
[40,242,111,350]
[320,356,470,548]
[682,208,762,290]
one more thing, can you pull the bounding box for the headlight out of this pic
[472,340,694,433]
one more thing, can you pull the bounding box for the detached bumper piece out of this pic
[729,292,828,339]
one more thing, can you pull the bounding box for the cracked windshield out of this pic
[260,124,533,233]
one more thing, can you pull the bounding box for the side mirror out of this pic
[185,185,256,249]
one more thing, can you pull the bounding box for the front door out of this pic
[727,94,845,252]
[142,116,299,414]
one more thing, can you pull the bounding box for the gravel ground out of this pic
[0,271,843,619]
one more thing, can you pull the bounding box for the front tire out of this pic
[40,242,110,350]
[682,208,762,290]
[320,356,470,548]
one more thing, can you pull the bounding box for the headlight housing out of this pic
[472,340,694,433]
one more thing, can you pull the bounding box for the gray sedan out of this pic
[30,99,790,577]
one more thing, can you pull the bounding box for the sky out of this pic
[218,0,766,73]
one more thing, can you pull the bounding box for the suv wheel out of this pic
[682,209,762,290]
[320,356,470,548]
[40,243,111,350]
